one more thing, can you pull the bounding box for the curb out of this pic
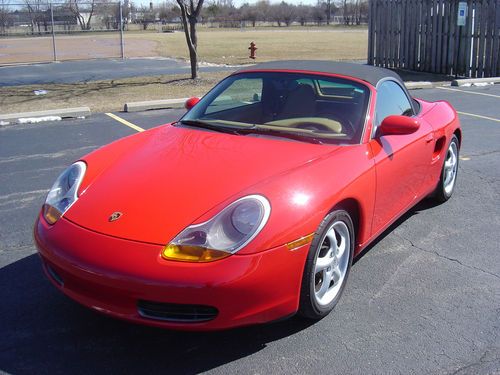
[404,81,434,90]
[4,76,497,122]
[451,77,500,86]
[124,98,188,112]
[0,107,91,124]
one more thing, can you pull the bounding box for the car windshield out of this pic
[180,72,371,144]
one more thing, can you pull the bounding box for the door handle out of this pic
[425,134,434,143]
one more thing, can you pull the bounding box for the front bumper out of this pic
[34,215,309,330]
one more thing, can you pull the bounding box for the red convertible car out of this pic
[35,61,461,330]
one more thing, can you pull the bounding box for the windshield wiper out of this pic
[238,127,324,145]
[178,120,324,144]
[177,119,250,135]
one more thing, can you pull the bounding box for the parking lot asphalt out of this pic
[0,85,499,374]
[0,58,234,86]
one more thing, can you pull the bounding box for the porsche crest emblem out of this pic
[109,212,123,222]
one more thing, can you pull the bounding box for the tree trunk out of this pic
[189,48,198,79]
[188,17,198,78]
[326,0,331,25]
[178,3,198,79]
[189,16,197,49]
[177,0,203,80]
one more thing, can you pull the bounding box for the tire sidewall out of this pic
[439,135,460,201]
[299,209,355,318]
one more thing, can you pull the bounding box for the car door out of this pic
[369,80,434,235]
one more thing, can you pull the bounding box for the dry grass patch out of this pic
[0,71,230,114]
[1,28,368,114]
[127,28,368,65]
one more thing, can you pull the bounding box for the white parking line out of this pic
[105,113,145,132]
[437,86,500,99]
[457,111,500,123]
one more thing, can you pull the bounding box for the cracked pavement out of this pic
[0,85,499,374]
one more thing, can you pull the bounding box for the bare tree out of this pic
[279,2,296,27]
[351,0,367,25]
[138,5,155,30]
[342,0,350,25]
[158,2,179,23]
[296,5,311,26]
[240,3,257,27]
[203,1,220,24]
[176,0,204,79]
[23,0,47,35]
[358,0,368,24]
[99,2,120,30]
[67,0,97,30]
[325,0,331,25]
[0,0,13,35]
[312,1,325,26]
[269,4,282,26]
[254,0,269,23]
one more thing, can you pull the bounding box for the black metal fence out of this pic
[368,0,500,78]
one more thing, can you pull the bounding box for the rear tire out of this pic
[434,135,459,203]
[298,210,354,319]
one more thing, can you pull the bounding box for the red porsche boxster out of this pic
[35,61,461,330]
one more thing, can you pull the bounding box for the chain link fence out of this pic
[0,1,125,64]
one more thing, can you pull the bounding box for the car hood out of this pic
[65,125,339,245]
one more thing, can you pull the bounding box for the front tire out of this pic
[298,210,354,319]
[434,135,459,203]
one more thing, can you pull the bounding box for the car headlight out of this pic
[162,195,271,262]
[43,161,86,224]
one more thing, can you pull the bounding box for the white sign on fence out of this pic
[457,2,468,26]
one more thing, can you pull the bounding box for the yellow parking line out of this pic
[457,111,500,123]
[437,86,500,98]
[105,113,145,132]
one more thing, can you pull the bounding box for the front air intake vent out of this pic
[137,300,218,323]
[46,263,64,287]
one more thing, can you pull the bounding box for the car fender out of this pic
[415,99,462,188]
[210,144,378,256]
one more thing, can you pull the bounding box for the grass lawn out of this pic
[127,27,368,65]
[0,71,229,114]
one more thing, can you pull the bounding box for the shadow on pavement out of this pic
[0,198,441,374]
[392,68,454,83]
[354,197,440,264]
[0,254,314,374]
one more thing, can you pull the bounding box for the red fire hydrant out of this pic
[249,42,257,59]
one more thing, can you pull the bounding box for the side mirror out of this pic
[185,97,200,111]
[379,115,420,136]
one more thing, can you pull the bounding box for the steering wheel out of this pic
[315,112,356,137]
[295,122,337,132]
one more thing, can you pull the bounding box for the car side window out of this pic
[374,81,413,128]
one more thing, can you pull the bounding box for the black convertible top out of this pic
[235,60,403,87]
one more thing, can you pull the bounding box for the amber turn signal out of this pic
[286,233,315,250]
[43,204,62,225]
[162,244,231,263]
